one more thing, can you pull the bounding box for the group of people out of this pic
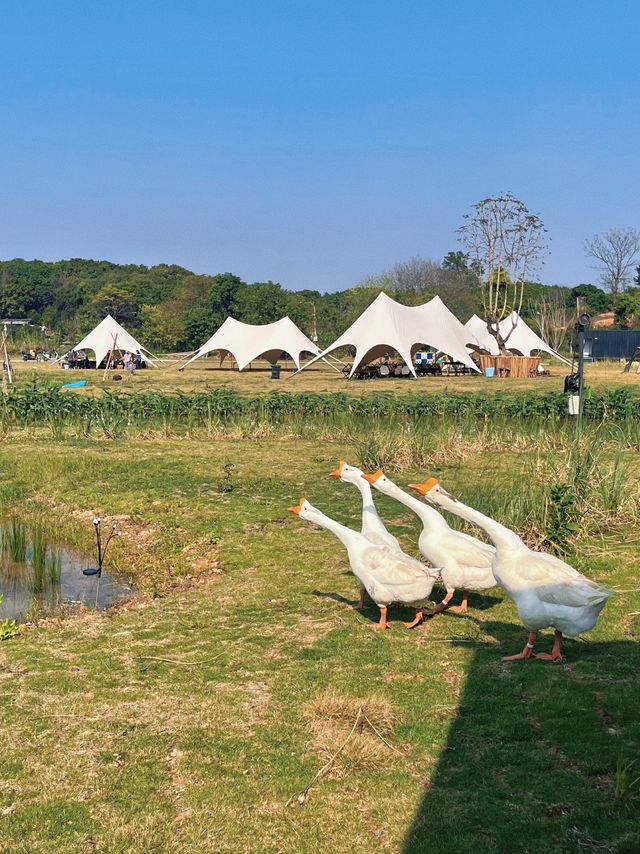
[122,350,143,375]
[59,348,144,372]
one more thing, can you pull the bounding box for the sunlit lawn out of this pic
[0,432,638,853]
[12,356,639,398]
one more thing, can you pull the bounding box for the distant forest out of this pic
[0,255,616,352]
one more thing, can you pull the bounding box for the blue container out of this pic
[484,367,495,378]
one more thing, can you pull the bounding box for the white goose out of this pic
[288,498,440,630]
[363,470,496,614]
[330,461,402,611]
[416,477,613,661]
[330,461,401,551]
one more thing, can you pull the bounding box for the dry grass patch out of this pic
[302,690,400,776]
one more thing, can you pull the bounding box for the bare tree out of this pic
[534,290,571,353]
[585,228,640,298]
[458,193,547,353]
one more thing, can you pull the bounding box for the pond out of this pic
[0,519,136,623]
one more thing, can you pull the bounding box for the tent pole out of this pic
[103,333,119,381]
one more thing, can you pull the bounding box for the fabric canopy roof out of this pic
[465,313,571,365]
[181,315,321,371]
[299,292,480,378]
[67,315,156,367]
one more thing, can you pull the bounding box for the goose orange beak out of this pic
[329,460,346,478]
[288,497,306,515]
[409,478,439,496]
[362,469,383,484]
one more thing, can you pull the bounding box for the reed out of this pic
[7,518,27,563]
[46,549,62,585]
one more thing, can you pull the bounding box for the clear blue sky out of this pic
[1,1,638,292]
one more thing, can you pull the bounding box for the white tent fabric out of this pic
[299,292,480,378]
[465,313,571,365]
[67,315,157,367]
[182,315,321,371]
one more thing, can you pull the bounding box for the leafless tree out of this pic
[458,193,547,353]
[533,290,571,353]
[585,228,640,298]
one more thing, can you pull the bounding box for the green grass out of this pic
[0,430,638,853]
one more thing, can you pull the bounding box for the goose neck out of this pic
[436,497,516,549]
[387,484,446,529]
[310,510,359,549]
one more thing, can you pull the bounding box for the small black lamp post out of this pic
[82,517,119,607]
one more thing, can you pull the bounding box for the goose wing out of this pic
[361,546,435,591]
[444,529,495,566]
[517,552,613,607]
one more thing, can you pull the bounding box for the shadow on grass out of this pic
[310,589,503,624]
[402,619,640,854]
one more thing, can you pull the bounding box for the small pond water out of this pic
[0,522,136,623]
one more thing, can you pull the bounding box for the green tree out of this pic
[234,282,287,325]
[442,251,469,272]
[209,273,247,320]
[570,284,611,315]
[89,285,139,326]
[614,289,640,328]
[139,304,185,351]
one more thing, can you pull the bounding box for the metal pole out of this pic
[577,324,585,419]
[573,296,586,421]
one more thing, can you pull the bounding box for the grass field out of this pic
[11,356,640,397]
[0,418,639,853]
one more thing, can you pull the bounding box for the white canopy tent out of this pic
[298,292,480,378]
[64,315,157,367]
[465,313,571,365]
[181,315,322,371]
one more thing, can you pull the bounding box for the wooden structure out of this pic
[478,355,540,378]
[1,327,14,384]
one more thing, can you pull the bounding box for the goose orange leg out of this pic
[535,630,563,661]
[502,631,537,661]
[404,610,424,629]
[349,586,366,611]
[421,591,454,616]
[374,607,390,631]
[448,591,469,614]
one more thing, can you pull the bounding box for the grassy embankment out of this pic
[0,409,639,852]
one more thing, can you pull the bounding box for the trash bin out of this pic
[271,364,281,380]
[484,367,495,378]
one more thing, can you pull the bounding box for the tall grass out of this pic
[46,549,62,585]
[31,524,47,591]
[6,519,27,563]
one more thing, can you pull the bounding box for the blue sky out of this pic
[1,1,638,291]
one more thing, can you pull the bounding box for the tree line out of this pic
[0,254,629,353]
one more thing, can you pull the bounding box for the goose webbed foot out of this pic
[534,630,563,661]
[373,607,390,631]
[448,592,469,614]
[502,631,538,661]
[403,611,424,629]
[421,592,453,617]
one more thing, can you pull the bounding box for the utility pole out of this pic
[575,297,590,420]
